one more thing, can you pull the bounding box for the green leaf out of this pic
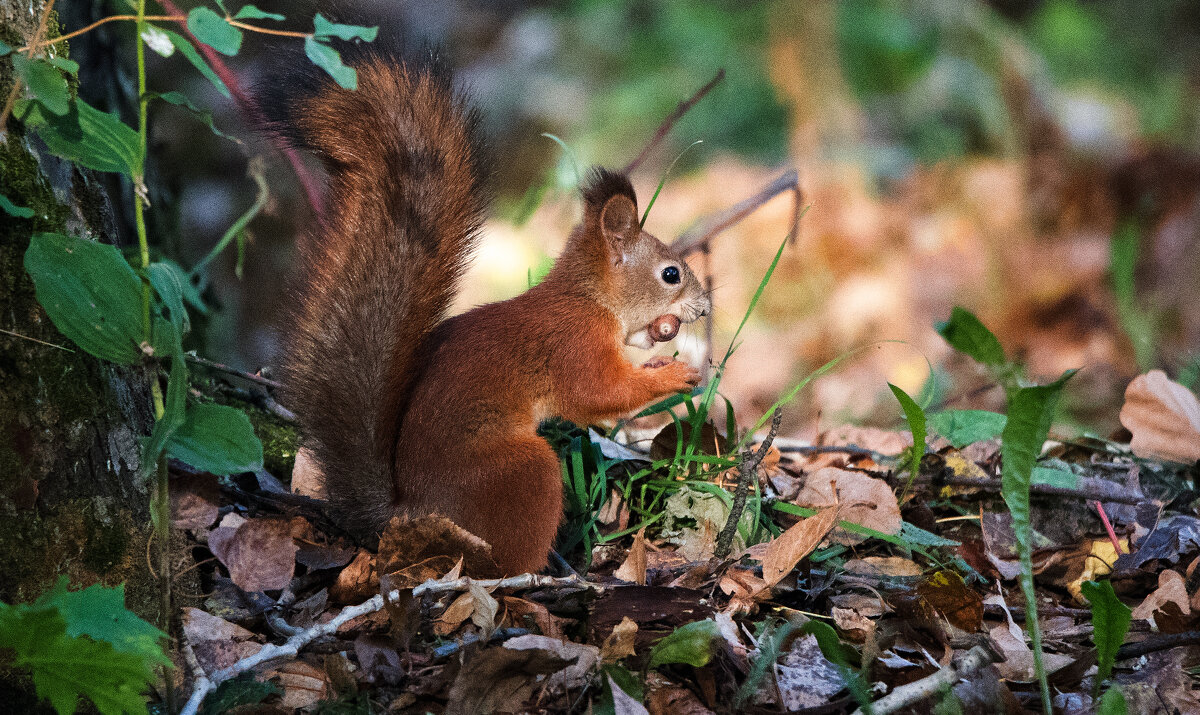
[23,232,144,364]
[0,580,165,715]
[188,7,242,56]
[1081,580,1131,695]
[146,90,237,142]
[312,13,379,41]
[164,29,231,98]
[936,306,1006,367]
[201,673,279,715]
[1,193,34,218]
[798,620,873,712]
[928,409,1007,448]
[0,39,11,55]
[1031,466,1077,488]
[38,578,167,664]
[648,619,722,669]
[148,260,192,350]
[44,56,79,75]
[142,346,188,479]
[233,4,285,20]
[889,382,926,494]
[13,55,70,115]
[1097,685,1127,715]
[167,403,264,475]
[16,98,142,177]
[304,36,357,89]
[1001,369,1076,715]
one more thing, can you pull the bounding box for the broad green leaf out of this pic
[0,39,11,55]
[889,382,926,491]
[312,13,379,41]
[1001,369,1076,715]
[1031,466,1077,488]
[928,409,1007,448]
[1097,685,1127,715]
[164,29,231,98]
[147,260,191,356]
[44,57,79,76]
[936,306,1006,367]
[1,193,34,218]
[16,98,142,177]
[233,5,285,20]
[593,666,643,715]
[648,619,722,669]
[304,36,357,89]
[13,55,70,115]
[188,7,243,56]
[142,346,188,481]
[1081,580,1131,695]
[38,578,167,664]
[24,232,143,364]
[167,403,264,475]
[27,626,155,715]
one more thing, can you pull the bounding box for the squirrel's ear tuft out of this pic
[583,168,638,261]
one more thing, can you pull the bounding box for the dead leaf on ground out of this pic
[615,528,649,585]
[170,473,219,529]
[181,607,262,673]
[646,681,715,715]
[1131,569,1190,622]
[843,556,923,578]
[504,634,599,692]
[271,659,328,710]
[208,517,298,592]
[774,633,845,710]
[795,467,901,545]
[1120,370,1200,464]
[818,425,911,456]
[601,616,639,663]
[761,508,838,587]
[503,596,566,639]
[354,634,403,685]
[330,550,376,603]
[916,570,983,632]
[609,673,651,715]
[377,515,499,578]
[443,640,577,715]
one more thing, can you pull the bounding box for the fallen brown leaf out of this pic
[761,508,837,587]
[601,616,639,663]
[795,467,902,545]
[615,528,649,585]
[170,473,219,529]
[1120,370,1200,464]
[208,517,298,593]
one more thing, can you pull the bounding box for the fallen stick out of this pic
[853,645,995,715]
[178,573,602,715]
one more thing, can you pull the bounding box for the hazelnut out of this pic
[648,314,680,342]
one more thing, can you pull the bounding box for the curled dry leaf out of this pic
[601,616,639,663]
[615,528,649,585]
[330,550,376,604]
[444,640,577,715]
[377,515,499,578]
[1120,370,1200,464]
[1131,569,1191,622]
[170,472,219,529]
[504,635,600,692]
[795,467,901,545]
[208,517,298,593]
[503,596,566,640]
[761,508,838,587]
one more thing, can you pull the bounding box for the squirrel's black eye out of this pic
[661,266,681,284]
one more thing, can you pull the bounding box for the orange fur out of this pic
[274,53,709,575]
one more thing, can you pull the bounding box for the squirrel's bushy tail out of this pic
[264,49,490,538]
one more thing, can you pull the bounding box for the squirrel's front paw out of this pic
[646,359,701,392]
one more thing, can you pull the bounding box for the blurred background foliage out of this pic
[63,0,1200,438]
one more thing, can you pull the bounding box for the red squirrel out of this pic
[266,49,710,575]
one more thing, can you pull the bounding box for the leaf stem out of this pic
[20,14,314,52]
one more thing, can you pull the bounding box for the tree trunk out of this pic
[0,0,158,623]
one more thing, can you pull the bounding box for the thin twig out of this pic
[671,169,802,257]
[178,573,602,715]
[854,645,995,715]
[225,19,310,38]
[0,327,74,351]
[715,408,782,559]
[19,14,183,49]
[185,354,281,390]
[623,69,725,175]
[907,475,1146,506]
[1116,630,1200,661]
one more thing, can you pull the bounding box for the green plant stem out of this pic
[134,1,174,709]
[189,162,268,276]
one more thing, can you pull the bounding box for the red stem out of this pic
[156,0,324,216]
[1093,500,1124,554]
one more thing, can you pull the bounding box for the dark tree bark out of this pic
[0,0,159,622]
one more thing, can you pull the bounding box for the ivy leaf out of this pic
[312,13,378,41]
[167,403,264,476]
[1,193,34,218]
[233,5,285,21]
[1081,580,1131,695]
[648,619,721,669]
[164,29,231,98]
[928,409,1007,448]
[936,306,1006,367]
[304,36,357,89]
[13,54,70,115]
[16,98,142,177]
[23,232,144,364]
[188,7,243,56]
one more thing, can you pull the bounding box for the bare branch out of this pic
[623,69,725,175]
[672,169,802,257]
[854,645,996,715]
[715,407,782,559]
